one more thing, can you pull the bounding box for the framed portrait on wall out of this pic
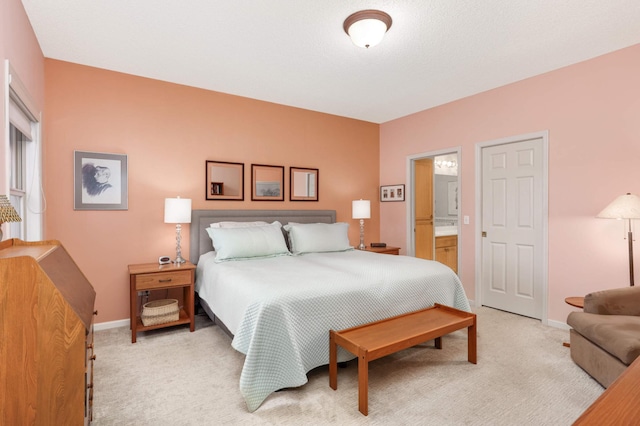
[74,151,128,210]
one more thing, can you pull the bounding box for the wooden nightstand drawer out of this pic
[135,270,191,290]
[364,246,400,255]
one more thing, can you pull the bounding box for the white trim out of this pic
[405,147,462,279]
[474,130,549,325]
[94,318,129,331]
[547,319,570,330]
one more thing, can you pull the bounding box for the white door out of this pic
[481,138,544,319]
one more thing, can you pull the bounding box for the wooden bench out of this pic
[329,303,477,415]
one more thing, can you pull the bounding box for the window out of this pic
[9,124,27,238]
[5,61,43,241]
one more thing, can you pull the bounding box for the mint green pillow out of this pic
[283,222,352,254]
[206,222,290,262]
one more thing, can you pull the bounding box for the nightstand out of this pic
[128,261,196,343]
[363,246,400,255]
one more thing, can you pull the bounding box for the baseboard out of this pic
[547,318,570,330]
[95,318,129,331]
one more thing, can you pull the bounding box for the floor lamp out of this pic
[597,193,640,286]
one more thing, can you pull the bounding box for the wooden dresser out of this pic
[0,239,97,425]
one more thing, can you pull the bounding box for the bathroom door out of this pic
[414,158,434,260]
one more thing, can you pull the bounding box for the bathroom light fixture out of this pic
[352,199,371,250]
[343,10,392,48]
[0,195,21,241]
[164,196,192,263]
[435,160,458,169]
[597,193,640,286]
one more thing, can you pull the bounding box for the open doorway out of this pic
[407,148,461,274]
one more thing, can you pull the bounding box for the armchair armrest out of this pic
[584,286,640,316]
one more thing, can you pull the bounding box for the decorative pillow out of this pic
[210,221,269,229]
[283,222,352,254]
[206,221,289,262]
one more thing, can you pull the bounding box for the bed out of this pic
[190,209,471,412]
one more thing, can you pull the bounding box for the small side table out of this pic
[128,261,196,343]
[563,296,584,347]
[363,246,400,255]
[565,297,584,309]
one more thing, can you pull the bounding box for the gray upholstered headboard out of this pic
[189,209,336,264]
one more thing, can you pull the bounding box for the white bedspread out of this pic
[195,250,470,412]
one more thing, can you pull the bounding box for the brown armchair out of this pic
[567,286,640,387]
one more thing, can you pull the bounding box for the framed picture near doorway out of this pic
[380,184,405,202]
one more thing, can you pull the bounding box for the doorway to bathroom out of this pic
[407,148,461,274]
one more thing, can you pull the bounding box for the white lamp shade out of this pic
[348,18,388,48]
[596,193,640,219]
[352,199,371,219]
[164,197,192,224]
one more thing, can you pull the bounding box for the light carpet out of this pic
[92,307,603,425]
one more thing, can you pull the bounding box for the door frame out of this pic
[474,130,549,324]
[406,147,462,267]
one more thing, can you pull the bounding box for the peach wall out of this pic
[1,0,44,192]
[44,60,380,323]
[380,44,640,324]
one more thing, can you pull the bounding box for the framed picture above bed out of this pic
[74,150,128,210]
[290,167,318,201]
[251,164,284,201]
[206,160,244,201]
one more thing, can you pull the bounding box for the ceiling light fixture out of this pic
[343,10,392,49]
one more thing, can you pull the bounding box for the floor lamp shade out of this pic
[597,193,640,286]
[164,197,192,263]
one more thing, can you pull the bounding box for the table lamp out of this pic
[597,193,640,286]
[352,199,371,250]
[0,195,22,241]
[164,196,192,263]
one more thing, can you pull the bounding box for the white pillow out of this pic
[210,221,269,229]
[206,222,289,262]
[283,222,352,254]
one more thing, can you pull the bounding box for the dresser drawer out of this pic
[135,270,192,290]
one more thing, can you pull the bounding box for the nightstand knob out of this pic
[93,310,98,316]
[90,355,97,361]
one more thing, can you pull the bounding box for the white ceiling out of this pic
[20,0,640,124]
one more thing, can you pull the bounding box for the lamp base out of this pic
[173,224,186,264]
[358,219,366,250]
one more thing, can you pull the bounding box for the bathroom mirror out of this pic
[205,160,244,201]
[251,164,284,201]
[290,167,318,201]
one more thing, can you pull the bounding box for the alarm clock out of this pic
[158,256,171,265]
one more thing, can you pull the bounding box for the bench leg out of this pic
[358,350,369,416]
[435,336,442,349]
[329,331,337,390]
[468,318,477,364]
